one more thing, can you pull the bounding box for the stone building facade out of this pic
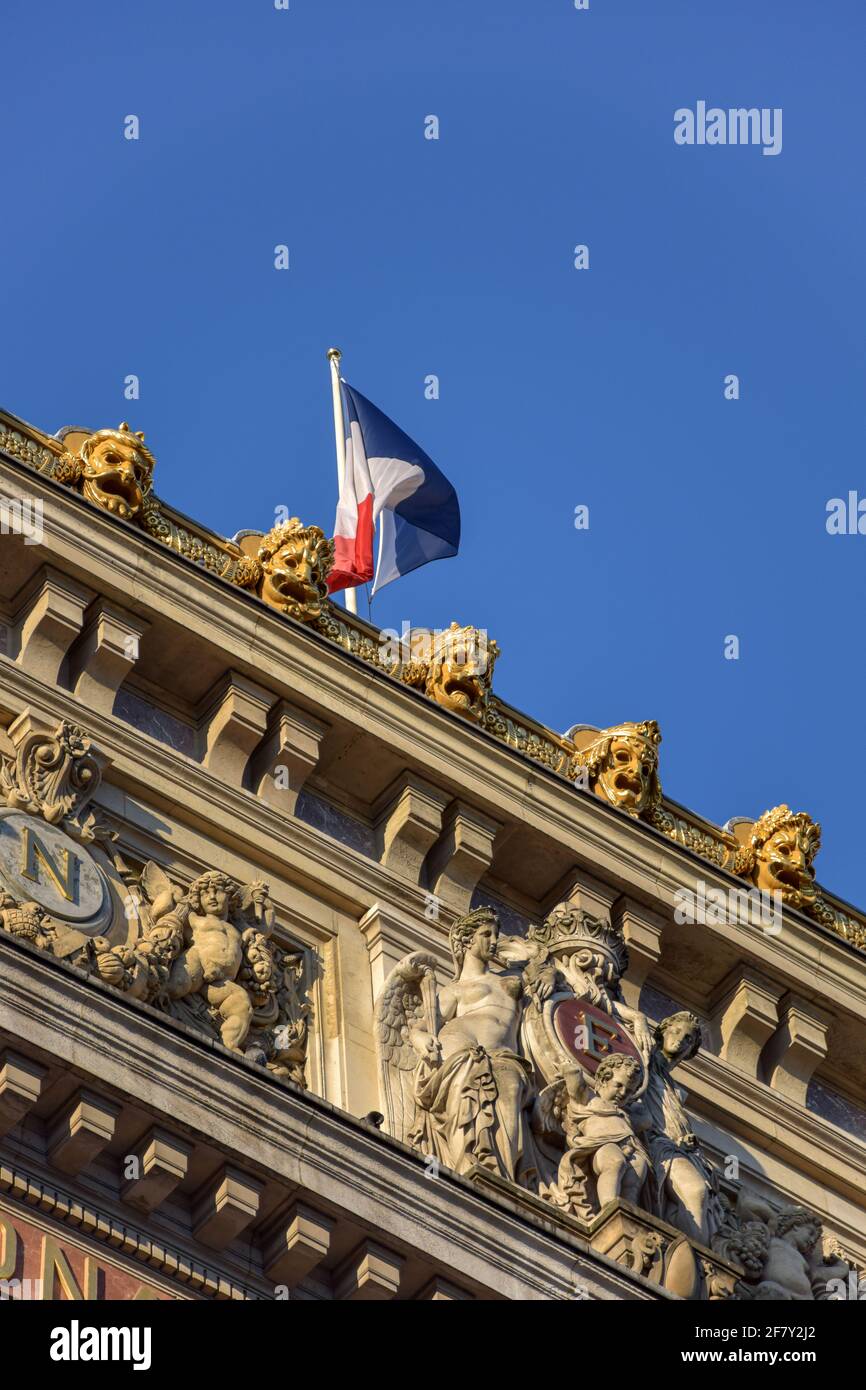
[0,408,863,1302]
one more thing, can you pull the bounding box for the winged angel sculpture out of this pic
[375,907,555,1187]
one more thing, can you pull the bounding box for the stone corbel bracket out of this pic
[424,800,502,915]
[0,1050,47,1138]
[68,598,150,715]
[198,671,276,788]
[708,966,784,1078]
[373,771,451,883]
[248,698,330,814]
[262,1200,335,1290]
[121,1127,193,1215]
[760,993,834,1104]
[192,1164,264,1251]
[10,566,94,689]
[334,1239,405,1301]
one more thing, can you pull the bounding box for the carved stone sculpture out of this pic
[520,905,722,1249]
[0,893,56,951]
[639,1011,722,1246]
[0,718,104,837]
[160,870,274,1053]
[375,907,551,1186]
[93,862,310,1080]
[0,719,313,1084]
[718,1190,853,1301]
[546,1054,651,1219]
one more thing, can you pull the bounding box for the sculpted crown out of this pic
[528,904,629,977]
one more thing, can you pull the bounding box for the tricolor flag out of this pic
[328,380,461,595]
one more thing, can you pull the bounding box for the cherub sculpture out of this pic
[163,870,275,1053]
[720,1191,850,1301]
[374,907,552,1186]
[546,1053,650,1218]
[91,864,277,1056]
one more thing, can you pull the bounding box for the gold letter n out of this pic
[20,827,77,902]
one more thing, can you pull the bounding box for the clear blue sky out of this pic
[4,1,865,907]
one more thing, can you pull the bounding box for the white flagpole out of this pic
[327,347,358,615]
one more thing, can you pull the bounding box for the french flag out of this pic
[328,381,461,595]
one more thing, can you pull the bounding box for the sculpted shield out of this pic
[552,996,643,1074]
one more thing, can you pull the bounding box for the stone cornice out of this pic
[682,1050,866,1221]
[3,423,861,950]
[0,637,864,1036]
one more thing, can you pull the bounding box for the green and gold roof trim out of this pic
[1,410,863,953]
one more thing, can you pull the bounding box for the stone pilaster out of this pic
[359,901,450,1000]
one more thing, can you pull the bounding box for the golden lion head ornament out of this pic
[256,518,335,622]
[733,805,821,913]
[78,423,156,522]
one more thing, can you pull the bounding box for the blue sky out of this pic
[4,1,865,906]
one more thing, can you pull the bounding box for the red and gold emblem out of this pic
[552,997,642,1074]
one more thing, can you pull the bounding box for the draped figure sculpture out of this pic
[639,1011,723,1246]
[374,907,553,1187]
